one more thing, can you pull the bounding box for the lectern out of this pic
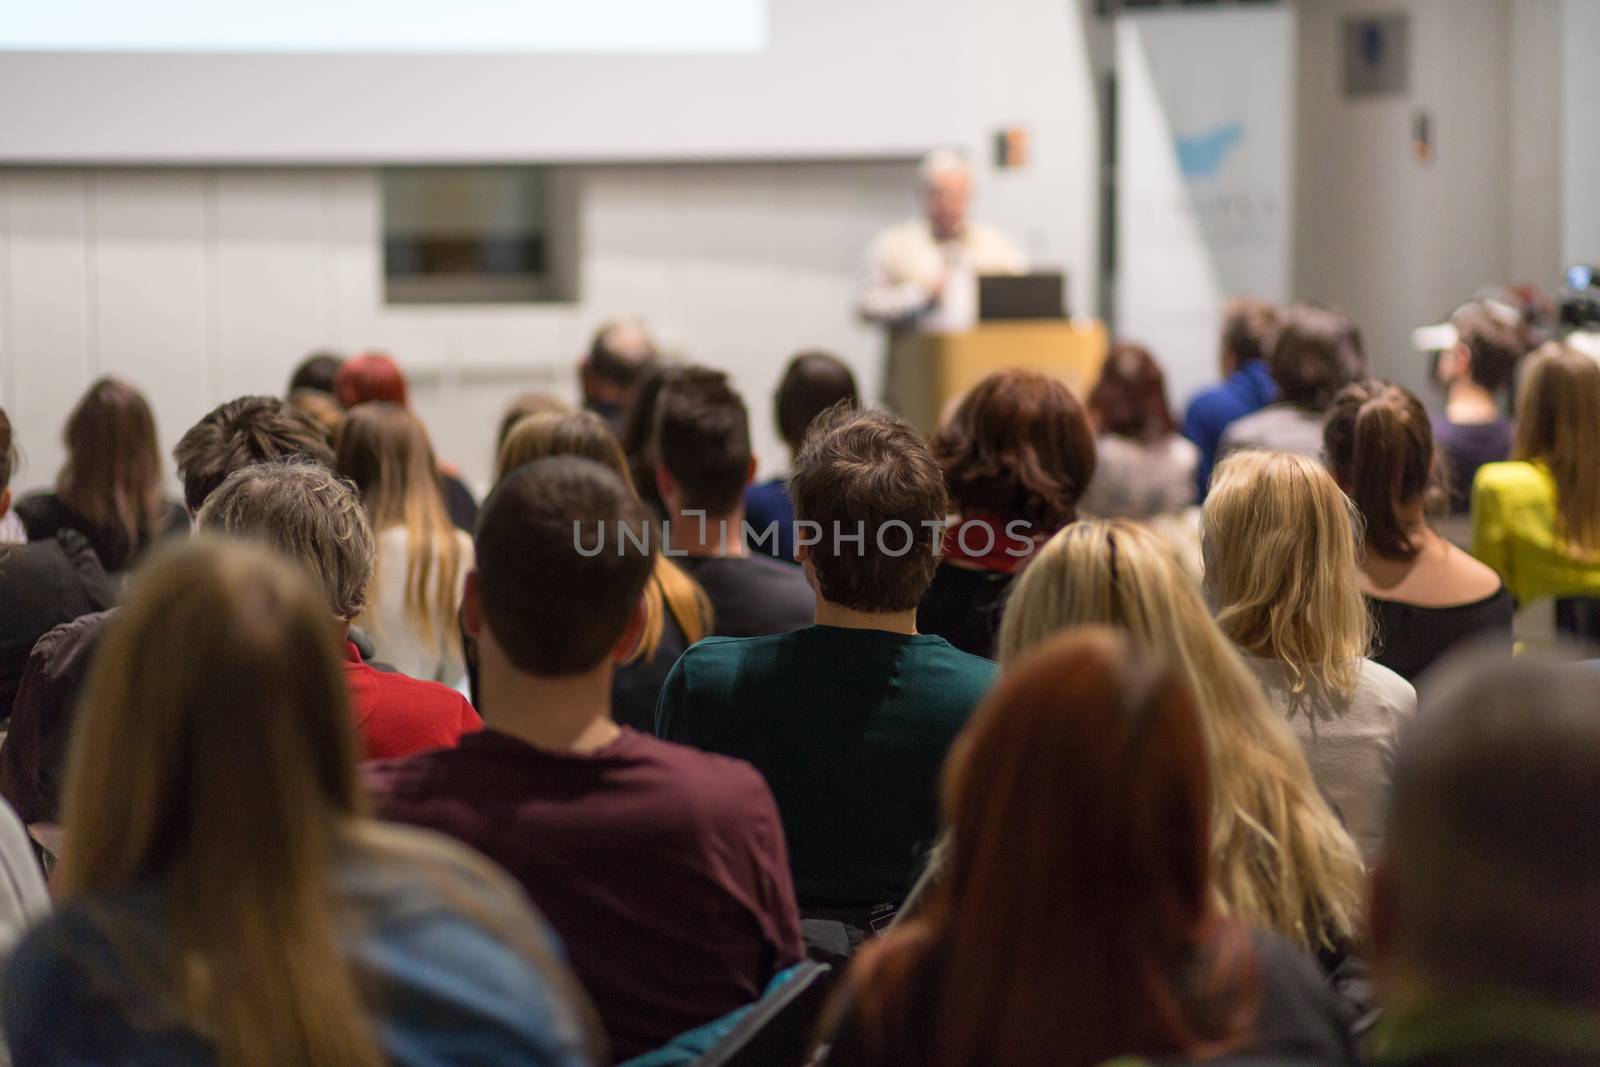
[883,319,1109,436]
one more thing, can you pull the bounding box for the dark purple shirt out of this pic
[363,726,803,1062]
[1431,414,1513,514]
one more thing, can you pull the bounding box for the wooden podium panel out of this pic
[884,319,1109,436]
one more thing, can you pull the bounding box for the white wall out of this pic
[1562,0,1600,268]
[1293,0,1514,399]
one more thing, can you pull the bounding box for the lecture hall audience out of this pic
[0,539,599,1067]
[1205,451,1418,860]
[817,630,1358,1067]
[653,366,814,637]
[918,368,1096,659]
[1219,303,1366,461]
[659,406,998,943]
[336,403,475,686]
[1323,381,1512,681]
[366,457,801,1062]
[14,377,189,576]
[745,350,860,563]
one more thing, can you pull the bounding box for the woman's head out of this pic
[59,377,165,546]
[1089,343,1177,442]
[333,352,408,410]
[1000,520,1365,946]
[1323,381,1437,561]
[496,391,572,457]
[1203,451,1368,695]
[497,409,632,488]
[335,403,444,526]
[1267,304,1366,413]
[932,368,1096,533]
[854,629,1252,1067]
[1514,342,1600,554]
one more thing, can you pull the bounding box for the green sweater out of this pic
[656,625,997,909]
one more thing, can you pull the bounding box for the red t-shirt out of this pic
[341,642,480,759]
[363,726,803,1062]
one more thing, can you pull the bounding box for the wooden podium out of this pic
[883,319,1110,435]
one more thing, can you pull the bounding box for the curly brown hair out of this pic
[932,369,1096,533]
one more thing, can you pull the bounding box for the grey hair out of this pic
[195,460,374,621]
[919,147,971,187]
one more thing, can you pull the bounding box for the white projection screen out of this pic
[0,0,967,163]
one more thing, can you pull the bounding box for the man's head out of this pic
[1372,655,1600,1008]
[287,351,345,397]
[470,457,654,678]
[654,366,754,518]
[1218,297,1278,377]
[172,396,337,514]
[1435,301,1525,396]
[580,321,658,418]
[775,351,860,455]
[194,461,374,623]
[789,406,947,613]
[1267,303,1367,413]
[920,149,973,240]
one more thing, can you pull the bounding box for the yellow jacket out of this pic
[1472,460,1600,604]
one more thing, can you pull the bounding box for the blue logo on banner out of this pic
[1175,122,1243,180]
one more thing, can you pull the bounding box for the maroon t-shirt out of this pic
[363,726,803,1061]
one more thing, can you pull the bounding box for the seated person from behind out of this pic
[0,406,115,720]
[195,461,480,758]
[1081,343,1198,520]
[1183,295,1278,497]
[659,406,998,922]
[580,320,658,439]
[745,351,859,563]
[1,539,595,1067]
[1323,381,1511,682]
[366,457,801,1062]
[1218,303,1366,462]
[655,366,814,637]
[1367,656,1600,1067]
[1422,300,1524,514]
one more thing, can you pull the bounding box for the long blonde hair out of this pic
[58,538,604,1066]
[997,521,1365,948]
[499,410,712,655]
[1203,450,1370,696]
[1513,342,1600,555]
[335,403,466,652]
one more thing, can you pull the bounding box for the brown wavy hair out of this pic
[841,629,1257,1067]
[932,368,1096,532]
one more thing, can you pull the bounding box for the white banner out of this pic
[1115,7,1296,409]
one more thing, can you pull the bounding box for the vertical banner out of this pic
[1115,7,1295,409]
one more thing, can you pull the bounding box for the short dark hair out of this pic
[790,405,947,612]
[1220,297,1277,368]
[586,321,658,390]
[1089,344,1177,442]
[173,397,337,513]
[1382,655,1600,1005]
[933,368,1096,531]
[1324,381,1438,561]
[1454,304,1525,394]
[1268,304,1366,412]
[775,351,859,451]
[654,367,751,516]
[476,457,654,676]
[287,351,345,396]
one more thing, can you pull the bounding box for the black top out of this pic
[1430,415,1512,515]
[612,600,691,733]
[1367,585,1515,682]
[915,562,1015,660]
[819,930,1358,1067]
[678,554,814,638]
[15,493,188,575]
[439,473,479,533]
[0,533,115,721]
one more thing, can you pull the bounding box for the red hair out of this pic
[334,352,409,409]
[846,629,1256,1067]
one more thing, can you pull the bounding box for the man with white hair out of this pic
[857,149,1026,334]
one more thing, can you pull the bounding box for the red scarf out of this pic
[940,513,1043,575]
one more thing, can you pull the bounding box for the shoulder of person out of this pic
[871,218,928,251]
[1357,658,1417,712]
[1243,928,1360,1066]
[631,731,781,815]
[1472,458,1547,496]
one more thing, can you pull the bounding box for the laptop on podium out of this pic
[978,272,1067,321]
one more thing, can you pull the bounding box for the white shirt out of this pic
[858,218,1026,333]
[361,526,473,687]
[1246,656,1416,862]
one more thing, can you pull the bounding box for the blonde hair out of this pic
[57,538,604,1066]
[498,410,712,655]
[1202,451,1370,696]
[1513,342,1600,556]
[997,521,1365,948]
[334,403,466,654]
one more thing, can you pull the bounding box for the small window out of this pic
[382,166,578,305]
